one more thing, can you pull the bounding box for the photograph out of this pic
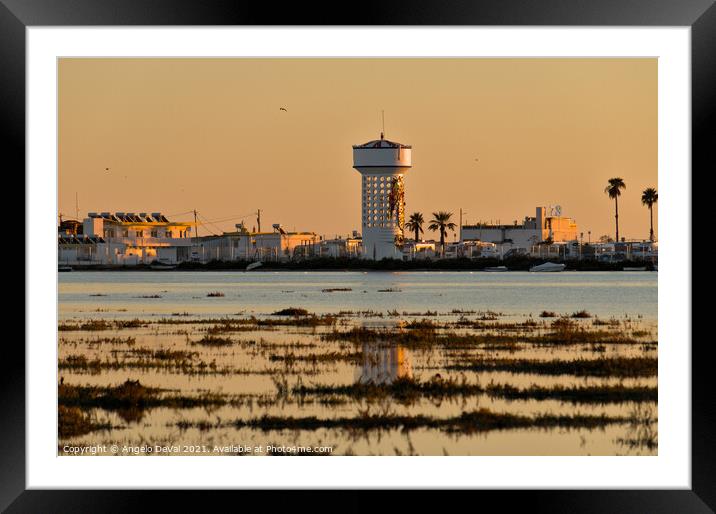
[56,57,658,457]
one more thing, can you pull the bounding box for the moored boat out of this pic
[623,266,647,271]
[529,262,565,272]
[150,261,177,270]
[246,261,263,271]
[58,265,73,272]
[484,266,508,272]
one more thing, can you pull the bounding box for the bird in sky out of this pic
[279,107,287,112]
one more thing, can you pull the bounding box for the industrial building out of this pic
[461,206,578,250]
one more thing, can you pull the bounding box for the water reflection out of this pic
[356,343,412,385]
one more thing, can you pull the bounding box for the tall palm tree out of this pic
[428,211,456,256]
[405,212,425,243]
[641,187,658,242]
[604,178,626,242]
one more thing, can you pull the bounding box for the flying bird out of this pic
[279,107,287,112]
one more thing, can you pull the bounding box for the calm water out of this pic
[58,271,658,456]
[59,270,657,320]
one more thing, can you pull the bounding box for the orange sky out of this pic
[59,58,657,240]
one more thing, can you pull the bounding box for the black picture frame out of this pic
[5,0,711,511]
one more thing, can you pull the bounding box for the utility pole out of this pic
[257,209,261,233]
[193,209,199,240]
[459,208,465,242]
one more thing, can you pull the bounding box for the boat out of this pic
[623,266,647,271]
[58,265,72,272]
[246,261,263,271]
[150,261,177,270]
[484,266,508,272]
[529,262,566,272]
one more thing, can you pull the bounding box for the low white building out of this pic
[59,212,194,265]
[461,206,578,250]
[195,223,319,263]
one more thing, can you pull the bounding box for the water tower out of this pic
[352,133,412,260]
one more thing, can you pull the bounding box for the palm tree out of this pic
[405,212,425,243]
[604,177,626,242]
[641,187,658,242]
[428,211,457,256]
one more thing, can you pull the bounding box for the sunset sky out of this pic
[59,58,657,240]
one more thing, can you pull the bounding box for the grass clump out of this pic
[58,380,238,414]
[269,351,362,364]
[272,308,310,316]
[192,335,235,347]
[485,383,657,404]
[226,408,628,433]
[293,376,657,405]
[58,405,111,438]
[448,356,657,377]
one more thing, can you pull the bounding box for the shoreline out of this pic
[60,257,657,273]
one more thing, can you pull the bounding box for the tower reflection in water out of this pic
[356,343,413,385]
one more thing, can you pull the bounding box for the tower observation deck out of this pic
[352,134,412,260]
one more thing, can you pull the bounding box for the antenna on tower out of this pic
[381,110,385,139]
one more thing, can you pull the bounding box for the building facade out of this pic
[59,212,194,265]
[461,206,578,250]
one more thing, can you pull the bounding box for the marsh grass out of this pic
[617,404,658,451]
[223,408,629,433]
[272,308,310,316]
[269,351,362,364]
[59,380,248,417]
[448,356,657,377]
[485,383,657,404]
[192,335,235,347]
[60,336,136,347]
[293,376,657,404]
[322,323,647,349]
[58,405,111,437]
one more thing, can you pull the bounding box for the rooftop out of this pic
[353,134,411,149]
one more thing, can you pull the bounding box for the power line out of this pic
[196,212,223,236]
[203,211,258,224]
[165,210,194,218]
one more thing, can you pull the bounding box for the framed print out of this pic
[6,0,712,511]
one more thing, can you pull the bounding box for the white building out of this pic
[353,134,412,260]
[195,223,318,263]
[59,212,194,265]
[461,206,578,251]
